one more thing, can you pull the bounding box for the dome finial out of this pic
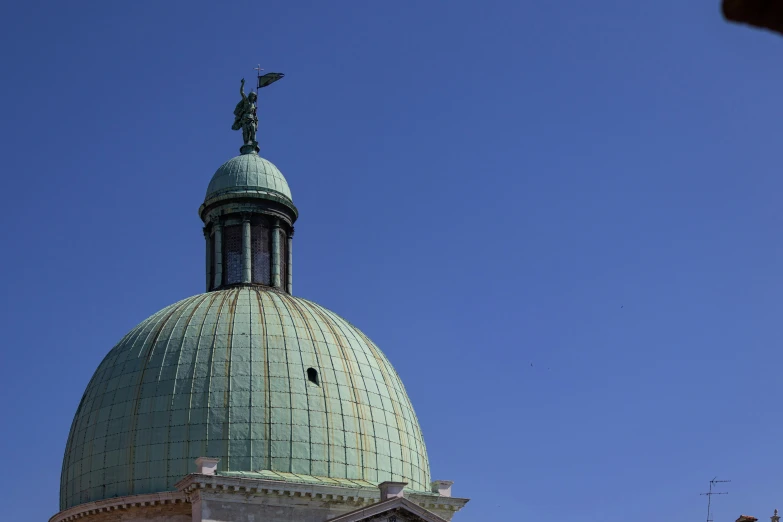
[231,69,285,155]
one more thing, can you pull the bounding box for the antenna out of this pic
[700,477,730,522]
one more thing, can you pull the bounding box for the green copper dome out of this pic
[205,154,293,205]
[60,287,430,510]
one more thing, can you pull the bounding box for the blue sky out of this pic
[1,1,782,521]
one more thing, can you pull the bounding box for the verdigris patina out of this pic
[232,78,258,153]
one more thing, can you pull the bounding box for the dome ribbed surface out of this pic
[205,154,292,203]
[60,287,430,510]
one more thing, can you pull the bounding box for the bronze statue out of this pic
[232,78,258,147]
[231,71,284,153]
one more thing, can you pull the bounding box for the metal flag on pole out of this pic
[252,63,284,92]
[257,72,285,90]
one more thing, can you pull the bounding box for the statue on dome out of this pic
[231,71,285,154]
[232,78,258,149]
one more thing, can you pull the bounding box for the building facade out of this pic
[50,80,468,522]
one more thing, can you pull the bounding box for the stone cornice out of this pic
[49,491,187,522]
[174,473,468,513]
[49,476,468,522]
[328,497,449,522]
[176,473,378,506]
[202,202,294,230]
[408,492,469,514]
[199,190,298,223]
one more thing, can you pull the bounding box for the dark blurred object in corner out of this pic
[723,0,783,35]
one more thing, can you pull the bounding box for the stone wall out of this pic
[195,490,373,522]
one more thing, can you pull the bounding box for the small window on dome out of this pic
[222,224,243,285]
[307,368,319,386]
[251,216,271,285]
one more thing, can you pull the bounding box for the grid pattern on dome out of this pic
[60,288,430,510]
[205,154,293,201]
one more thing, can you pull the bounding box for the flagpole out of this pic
[249,66,283,149]
[254,64,263,114]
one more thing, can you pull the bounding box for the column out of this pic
[204,227,211,292]
[212,220,223,289]
[286,235,293,294]
[242,214,252,283]
[272,218,281,289]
